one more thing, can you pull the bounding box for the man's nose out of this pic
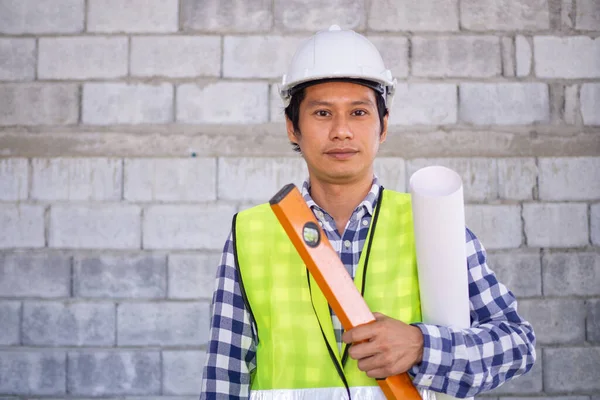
[329,114,353,140]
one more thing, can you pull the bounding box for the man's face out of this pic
[286,81,388,185]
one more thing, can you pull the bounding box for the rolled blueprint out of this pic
[409,166,471,400]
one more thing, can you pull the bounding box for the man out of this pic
[200,26,536,399]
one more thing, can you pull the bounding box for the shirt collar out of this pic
[301,175,381,218]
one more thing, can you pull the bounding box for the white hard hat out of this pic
[280,25,396,108]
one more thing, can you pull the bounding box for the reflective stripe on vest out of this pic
[249,387,438,400]
[235,189,423,395]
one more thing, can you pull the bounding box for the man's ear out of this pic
[380,112,389,144]
[286,116,299,146]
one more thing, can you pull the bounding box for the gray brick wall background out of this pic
[0,0,598,398]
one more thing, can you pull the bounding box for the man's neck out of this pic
[309,172,374,234]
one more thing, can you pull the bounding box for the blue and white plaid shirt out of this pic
[200,177,536,399]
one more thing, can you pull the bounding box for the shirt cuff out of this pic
[409,323,454,390]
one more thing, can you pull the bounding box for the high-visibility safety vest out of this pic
[234,188,423,400]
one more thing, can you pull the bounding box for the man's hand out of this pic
[342,312,424,379]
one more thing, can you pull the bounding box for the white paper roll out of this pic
[409,166,471,400]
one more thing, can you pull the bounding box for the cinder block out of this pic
[274,0,365,31]
[0,39,35,81]
[576,0,600,30]
[38,37,127,80]
[83,83,173,125]
[181,0,272,32]
[487,347,542,394]
[544,347,600,392]
[223,36,304,79]
[168,253,220,299]
[0,205,44,249]
[162,351,206,395]
[49,205,141,249]
[0,84,78,126]
[390,84,457,125]
[460,0,550,30]
[543,252,600,296]
[270,84,285,123]
[592,203,599,245]
[465,205,522,250]
[368,0,459,31]
[0,351,66,395]
[562,0,576,28]
[0,301,20,345]
[518,299,586,344]
[539,157,600,200]
[124,397,198,400]
[87,0,178,32]
[218,157,307,202]
[564,84,580,125]
[549,84,565,126]
[534,36,600,78]
[501,37,515,77]
[143,204,235,250]
[117,302,209,345]
[459,83,549,125]
[581,83,600,125]
[516,36,532,77]
[31,158,122,201]
[22,302,115,346]
[374,158,406,192]
[0,158,28,201]
[368,36,409,79]
[131,36,220,78]
[0,0,84,34]
[177,82,269,124]
[74,254,166,298]
[497,397,589,400]
[497,158,537,200]
[523,203,588,248]
[67,351,160,396]
[407,158,497,202]
[412,36,501,78]
[124,158,216,202]
[588,299,600,343]
[488,251,541,298]
[0,253,70,298]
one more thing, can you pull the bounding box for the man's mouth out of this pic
[324,149,358,160]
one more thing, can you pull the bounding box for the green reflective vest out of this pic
[234,189,422,398]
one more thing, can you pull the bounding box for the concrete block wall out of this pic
[0,0,598,398]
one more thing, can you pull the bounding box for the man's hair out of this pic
[284,81,389,154]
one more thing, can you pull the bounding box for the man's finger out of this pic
[347,340,379,360]
[372,312,388,321]
[365,367,389,379]
[357,354,388,375]
[342,323,377,344]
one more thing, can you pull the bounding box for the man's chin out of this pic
[314,168,365,184]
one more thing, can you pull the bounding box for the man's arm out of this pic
[408,228,536,397]
[343,228,536,398]
[200,231,256,399]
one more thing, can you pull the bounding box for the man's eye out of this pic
[315,110,330,117]
[353,110,367,116]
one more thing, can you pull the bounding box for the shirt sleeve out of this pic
[409,228,537,398]
[200,231,256,400]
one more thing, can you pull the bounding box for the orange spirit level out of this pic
[269,184,421,400]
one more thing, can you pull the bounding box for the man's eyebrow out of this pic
[304,99,376,108]
[350,100,376,107]
[305,100,333,107]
